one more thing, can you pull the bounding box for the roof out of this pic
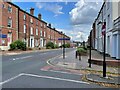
[7,2,47,24]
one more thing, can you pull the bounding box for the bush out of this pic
[77,47,87,53]
[65,43,70,48]
[46,42,54,49]
[54,44,59,49]
[62,43,70,48]
[10,40,26,51]
[10,43,16,50]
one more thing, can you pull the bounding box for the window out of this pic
[104,4,106,15]
[8,6,12,13]
[41,23,42,27]
[24,14,26,20]
[36,20,38,25]
[30,18,33,23]
[107,14,110,29]
[7,18,12,27]
[48,35,50,39]
[40,30,42,36]
[24,24,26,33]
[2,4,5,8]
[36,29,38,35]
[31,27,33,35]
[107,1,110,10]
[44,31,46,37]
[44,24,46,28]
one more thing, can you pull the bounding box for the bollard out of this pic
[76,51,77,59]
[79,53,81,60]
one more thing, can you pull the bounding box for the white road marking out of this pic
[12,56,33,61]
[0,73,89,85]
[22,73,89,84]
[41,69,82,76]
[0,73,24,85]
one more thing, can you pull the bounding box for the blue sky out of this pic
[13,0,102,42]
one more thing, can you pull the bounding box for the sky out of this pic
[13,0,103,42]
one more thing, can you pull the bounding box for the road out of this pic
[1,48,105,88]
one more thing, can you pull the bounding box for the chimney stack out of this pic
[38,13,41,20]
[30,8,34,15]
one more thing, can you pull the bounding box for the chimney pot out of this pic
[30,8,34,15]
[48,23,51,28]
[38,13,41,20]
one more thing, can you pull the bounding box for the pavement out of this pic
[0,48,60,56]
[48,49,120,85]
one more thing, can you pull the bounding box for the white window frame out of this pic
[36,20,38,25]
[31,27,33,35]
[8,5,12,13]
[24,14,26,20]
[44,24,46,28]
[44,31,46,37]
[41,23,42,27]
[30,18,33,23]
[104,4,106,15]
[40,30,42,36]
[36,29,38,35]
[107,1,110,10]
[107,14,110,29]
[8,18,12,28]
[24,24,26,33]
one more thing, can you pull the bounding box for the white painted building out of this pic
[95,0,120,59]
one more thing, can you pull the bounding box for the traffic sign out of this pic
[58,38,70,40]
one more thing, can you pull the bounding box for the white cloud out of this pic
[69,0,102,25]
[36,2,64,16]
[68,0,102,42]
[57,25,90,42]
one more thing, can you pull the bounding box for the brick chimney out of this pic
[38,13,41,20]
[30,8,34,15]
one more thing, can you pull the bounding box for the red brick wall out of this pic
[0,2,18,46]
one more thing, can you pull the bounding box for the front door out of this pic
[40,38,43,47]
[8,33,12,47]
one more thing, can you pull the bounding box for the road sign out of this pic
[58,38,70,40]
[0,34,7,38]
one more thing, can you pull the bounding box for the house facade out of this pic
[92,0,120,59]
[0,2,71,50]
[0,2,19,50]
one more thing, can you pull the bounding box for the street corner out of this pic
[85,73,120,87]
[47,54,62,67]
[57,62,77,69]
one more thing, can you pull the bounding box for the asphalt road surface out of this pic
[1,48,106,88]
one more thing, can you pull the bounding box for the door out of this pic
[40,38,43,47]
[8,33,12,46]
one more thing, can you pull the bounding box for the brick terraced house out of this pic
[0,2,70,50]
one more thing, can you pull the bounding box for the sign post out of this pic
[102,22,106,77]
[58,38,70,59]
[88,30,92,68]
